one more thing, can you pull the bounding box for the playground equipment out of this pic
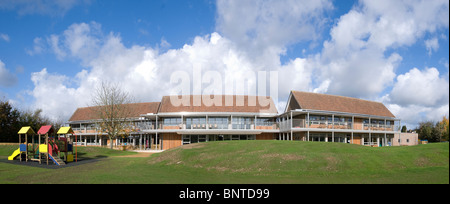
[9,126,36,162]
[8,125,78,166]
[57,126,77,163]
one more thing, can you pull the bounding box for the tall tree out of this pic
[401,125,407,133]
[18,109,51,132]
[437,116,449,142]
[91,81,136,149]
[418,121,434,141]
[0,99,20,142]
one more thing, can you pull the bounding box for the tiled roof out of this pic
[69,102,160,122]
[291,91,395,118]
[158,95,278,114]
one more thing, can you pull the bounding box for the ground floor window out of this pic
[307,133,350,143]
[310,133,326,142]
[182,134,256,145]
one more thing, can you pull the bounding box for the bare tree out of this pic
[91,81,136,149]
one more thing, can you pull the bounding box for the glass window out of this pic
[256,118,272,126]
[199,135,207,142]
[182,135,190,145]
[309,115,318,121]
[163,118,181,127]
[309,115,320,124]
[209,117,228,129]
[208,135,217,141]
[232,117,253,129]
[186,117,206,129]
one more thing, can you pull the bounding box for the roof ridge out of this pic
[163,95,273,98]
[74,102,160,109]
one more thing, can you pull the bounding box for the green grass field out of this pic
[0,141,448,184]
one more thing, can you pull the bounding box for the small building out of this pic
[393,133,419,146]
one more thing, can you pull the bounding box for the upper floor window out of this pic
[186,117,206,129]
[232,117,253,129]
[256,118,273,126]
[163,118,182,126]
[208,117,228,129]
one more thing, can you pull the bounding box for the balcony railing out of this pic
[72,118,399,133]
[279,119,399,132]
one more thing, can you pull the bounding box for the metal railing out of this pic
[279,119,399,132]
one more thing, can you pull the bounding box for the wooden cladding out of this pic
[257,133,275,140]
[162,133,182,150]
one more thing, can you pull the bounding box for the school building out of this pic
[67,91,409,150]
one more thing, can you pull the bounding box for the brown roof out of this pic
[69,102,160,121]
[290,91,395,118]
[158,95,278,114]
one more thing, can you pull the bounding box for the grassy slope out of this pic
[150,141,449,183]
[0,141,448,184]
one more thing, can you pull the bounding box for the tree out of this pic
[91,81,136,149]
[401,125,407,133]
[18,109,51,133]
[1,99,57,143]
[418,121,434,141]
[0,99,21,142]
[437,116,449,142]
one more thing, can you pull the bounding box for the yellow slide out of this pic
[8,148,20,160]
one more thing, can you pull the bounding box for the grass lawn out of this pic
[0,141,448,184]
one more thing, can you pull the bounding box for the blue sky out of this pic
[0,0,448,128]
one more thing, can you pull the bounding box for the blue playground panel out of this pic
[20,144,27,152]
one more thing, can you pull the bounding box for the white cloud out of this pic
[313,0,449,99]
[384,67,449,129]
[425,37,439,56]
[45,22,102,63]
[29,23,270,121]
[0,60,18,87]
[279,58,314,93]
[216,0,333,47]
[0,33,10,42]
[26,37,45,56]
[388,67,449,107]
[30,68,85,121]
[387,103,449,129]
[47,35,66,60]
[216,0,333,68]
